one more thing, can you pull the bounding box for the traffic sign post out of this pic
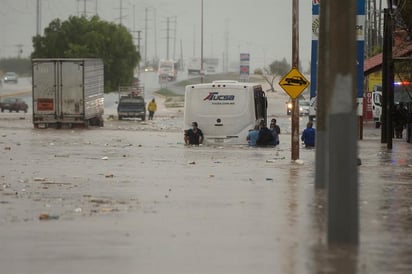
[279,67,310,160]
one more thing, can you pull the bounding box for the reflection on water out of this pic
[305,140,412,274]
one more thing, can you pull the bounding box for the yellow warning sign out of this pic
[279,68,310,99]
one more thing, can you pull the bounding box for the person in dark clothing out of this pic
[393,103,407,139]
[184,121,204,145]
[256,120,275,147]
[301,121,316,147]
[270,118,280,145]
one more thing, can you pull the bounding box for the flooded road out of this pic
[0,98,411,274]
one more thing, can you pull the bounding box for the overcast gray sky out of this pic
[0,0,313,70]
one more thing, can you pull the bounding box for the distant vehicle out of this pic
[299,100,310,116]
[371,84,382,128]
[286,96,308,115]
[117,94,146,121]
[184,80,267,145]
[285,76,307,86]
[372,81,412,128]
[286,100,293,115]
[0,98,28,112]
[158,59,177,82]
[187,57,202,75]
[3,72,18,83]
[187,57,219,75]
[144,66,154,72]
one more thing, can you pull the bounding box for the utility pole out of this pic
[180,39,184,71]
[144,7,148,65]
[36,0,41,35]
[224,19,229,73]
[291,0,299,160]
[76,0,88,17]
[200,0,204,83]
[84,0,87,16]
[166,17,170,60]
[192,25,196,57]
[321,0,359,244]
[119,0,123,25]
[153,8,158,64]
[382,8,394,149]
[16,44,24,58]
[173,16,177,60]
[137,30,142,76]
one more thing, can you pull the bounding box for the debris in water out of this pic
[39,213,59,220]
[295,160,304,165]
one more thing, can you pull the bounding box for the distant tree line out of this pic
[0,58,31,76]
[32,16,140,92]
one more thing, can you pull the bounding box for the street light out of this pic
[200,0,204,83]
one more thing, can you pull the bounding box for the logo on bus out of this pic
[203,92,235,103]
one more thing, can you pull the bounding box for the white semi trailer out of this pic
[32,58,105,128]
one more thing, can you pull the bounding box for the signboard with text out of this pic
[240,53,250,81]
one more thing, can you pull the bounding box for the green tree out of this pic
[255,58,291,92]
[32,16,140,92]
[269,58,291,76]
[0,58,31,76]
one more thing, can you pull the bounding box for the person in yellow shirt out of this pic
[147,98,157,120]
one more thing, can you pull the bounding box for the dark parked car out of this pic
[3,72,18,83]
[0,98,28,112]
[117,94,146,120]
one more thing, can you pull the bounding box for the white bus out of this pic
[184,81,267,145]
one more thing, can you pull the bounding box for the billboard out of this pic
[310,0,365,116]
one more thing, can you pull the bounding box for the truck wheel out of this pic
[118,116,122,120]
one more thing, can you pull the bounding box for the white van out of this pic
[372,84,382,128]
[184,81,267,144]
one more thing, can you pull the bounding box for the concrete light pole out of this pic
[322,0,359,244]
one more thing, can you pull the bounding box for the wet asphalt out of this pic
[0,110,411,274]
